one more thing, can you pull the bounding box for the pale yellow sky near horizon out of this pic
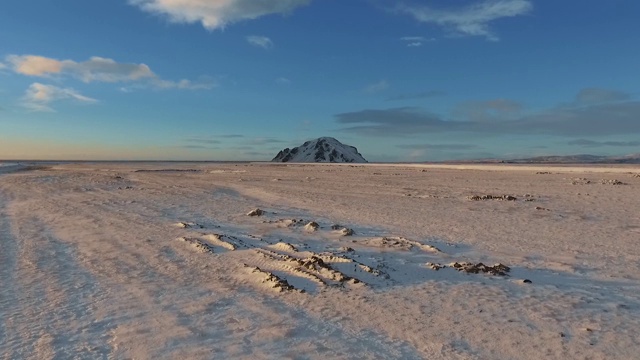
[0,138,232,161]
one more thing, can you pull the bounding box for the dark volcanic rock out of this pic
[271,137,368,163]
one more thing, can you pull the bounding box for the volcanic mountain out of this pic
[271,137,368,163]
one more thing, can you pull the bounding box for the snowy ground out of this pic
[1,162,640,359]
[0,163,25,175]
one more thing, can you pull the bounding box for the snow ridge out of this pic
[272,137,367,163]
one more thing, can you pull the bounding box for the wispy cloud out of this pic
[183,138,222,145]
[336,88,640,137]
[7,55,154,81]
[276,77,291,85]
[400,36,435,47]
[6,55,214,90]
[386,90,446,101]
[397,143,478,150]
[181,145,220,150]
[181,134,248,149]
[453,98,523,122]
[567,139,640,148]
[397,0,533,41]
[336,107,453,135]
[249,137,286,145]
[180,137,222,150]
[129,0,311,30]
[400,36,427,41]
[364,80,389,94]
[246,35,274,49]
[22,82,97,112]
[575,88,630,105]
[187,134,245,140]
[152,77,216,90]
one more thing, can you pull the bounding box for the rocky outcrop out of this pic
[272,137,367,163]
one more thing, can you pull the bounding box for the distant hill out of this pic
[272,137,368,163]
[502,153,640,164]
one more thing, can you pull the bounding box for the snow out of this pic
[271,137,367,163]
[1,162,640,358]
[0,163,25,174]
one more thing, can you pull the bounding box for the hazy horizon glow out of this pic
[1,0,639,161]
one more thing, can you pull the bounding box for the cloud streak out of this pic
[453,98,523,122]
[6,55,214,90]
[249,137,286,145]
[336,89,640,137]
[397,0,533,41]
[7,55,154,82]
[22,83,97,112]
[397,143,478,150]
[246,35,274,49]
[386,90,446,101]
[129,0,311,30]
[400,36,435,47]
[567,139,640,148]
[336,107,454,135]
[364,80,389,94]
[575,88,631,105]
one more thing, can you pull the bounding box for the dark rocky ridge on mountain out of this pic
[272,137,368,163]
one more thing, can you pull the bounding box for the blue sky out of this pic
[1,0,639,161]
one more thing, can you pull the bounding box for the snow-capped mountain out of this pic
[271,137,368,163]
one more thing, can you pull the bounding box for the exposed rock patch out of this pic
[174,221,203,229]
[331,225,355,236]
[600,179,625,185]
[247,208,264,216]
[247,265,299,293]
[449,262,510,276]
[177,237,216,253]
[467,194,517,201]
[304,221,320,232]
[570,178,591,185]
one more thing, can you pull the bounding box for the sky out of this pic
[1,0,639,162]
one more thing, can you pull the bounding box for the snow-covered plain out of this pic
[1,162,640,359]
[0,163,25,175]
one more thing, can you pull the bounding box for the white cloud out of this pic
[398,0,533,41]
[575,88,630,104]
[275,77,291,84]
[129,0,311,30]
[246,35,273,49]
[364,80,389,94]
[152,78,216,90]
[6,55,65,76]
[6,54,213,90]
[400,36,427,42]
[6,55,154,82]
[69,57,154,82]
[400,36,435,47]
[22,82,97,112]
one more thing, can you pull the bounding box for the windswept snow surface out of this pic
[1,163,640,359]
[0,163,25,175]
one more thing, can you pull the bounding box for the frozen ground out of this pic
[1,162,640,359]
[0,163,25,175]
